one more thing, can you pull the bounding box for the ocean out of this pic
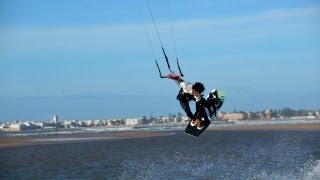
[1,129,320,179]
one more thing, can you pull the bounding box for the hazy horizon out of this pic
[1,92,319,122]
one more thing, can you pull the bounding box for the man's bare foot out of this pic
[194,119,203,127]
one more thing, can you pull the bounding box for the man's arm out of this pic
[194,96,210,119]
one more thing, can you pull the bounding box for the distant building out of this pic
[63,120,73,128]
[263,110,272,119]
[219,113,244,121]
[51,114,58,124]
[125,118,141,126]
[9,123,21,132]
[34,122,44,128]
[290,116,316,120]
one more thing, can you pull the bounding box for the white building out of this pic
[34,122,44,128]
[51,114,58,124]
[219,113,245,121]
[1,122,22,132]
[63,120,73,128]
[125,118,141,126]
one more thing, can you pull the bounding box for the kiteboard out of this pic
[185,91,226,137]
[185,118,211,137]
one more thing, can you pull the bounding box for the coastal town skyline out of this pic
[1,105,320,124]
[1,107,319,132]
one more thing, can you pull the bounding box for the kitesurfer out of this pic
[165,74,209,129]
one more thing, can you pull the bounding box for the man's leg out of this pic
[179,98,194,120]
[176,89,195,120]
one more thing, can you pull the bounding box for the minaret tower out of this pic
[51,114,58,124]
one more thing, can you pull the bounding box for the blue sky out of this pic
[1,0,320,122]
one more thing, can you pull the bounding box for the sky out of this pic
[0,0,320,122]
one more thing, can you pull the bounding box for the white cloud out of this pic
[172,5,320,45]
[0,24,145,51]
[172,5,320,30]
[1,5,319,53]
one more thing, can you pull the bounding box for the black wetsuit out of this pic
[176,88,210,122]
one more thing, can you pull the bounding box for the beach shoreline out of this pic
[1,122,320,148]
[0,131,165,148]
[209,122,320,131]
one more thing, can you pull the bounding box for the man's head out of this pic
[192,82,205,96]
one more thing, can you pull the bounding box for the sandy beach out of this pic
[0,131,165,148]
[1,123,320,148]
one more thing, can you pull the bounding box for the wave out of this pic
[254,160,320,180]
[227,119,320,127]
[3,125,184,137]
[119,158,320,180]
[303,160,320,180]
[29,137,118,142]
[6,130,89,137]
